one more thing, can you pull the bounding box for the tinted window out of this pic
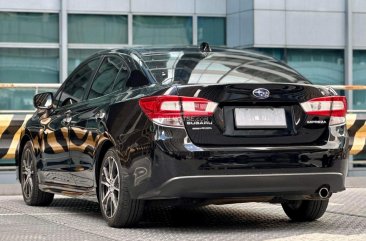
[112,60,130,91]
[197,17,226,45]
[59,58,100,106]
[68,14,128,44]
[125,70,150,88]
[87,56,124,99]
[133,16,192,45]
[185,55,309,84]
[140,50,310,85]
[124,54,151,88]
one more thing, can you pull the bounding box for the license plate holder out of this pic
[234,108,287,129]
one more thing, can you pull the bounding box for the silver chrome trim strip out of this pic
[165,172,344,182]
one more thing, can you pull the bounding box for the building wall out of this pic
[0,0,227,15]
[0,0,366,111]
[226,0,254,47]
[226,0,366,111]
[227,0,366,49]
[0,0,226,110]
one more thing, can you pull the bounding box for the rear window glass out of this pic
[141,51,311,85]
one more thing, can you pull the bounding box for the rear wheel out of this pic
[21,141,54,206]
[98,148,144,228]
[281,199,328,222]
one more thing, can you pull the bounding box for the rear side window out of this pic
[112,60,130,91]
[58,58,100,106]
[87,56,125,99]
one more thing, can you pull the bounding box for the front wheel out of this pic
[98,148,144,228]
[21,141,54,206]
[281,199,329,222]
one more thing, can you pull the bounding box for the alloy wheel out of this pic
[100,156,120,218]
[21,149,34,199]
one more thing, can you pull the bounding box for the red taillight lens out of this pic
[300,96,347,125]
[138,96,181,119]
[139,95,218,127]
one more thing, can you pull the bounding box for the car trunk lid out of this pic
[176,83,340,146]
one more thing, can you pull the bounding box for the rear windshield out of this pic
[140,50,311,85]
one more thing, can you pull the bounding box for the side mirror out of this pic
[33,92,53,110]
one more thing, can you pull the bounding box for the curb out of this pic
[0,184,21,196]
[345,177,366,188]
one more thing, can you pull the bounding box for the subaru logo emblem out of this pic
[252,88,270,99]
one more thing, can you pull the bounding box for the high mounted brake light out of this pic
[300,96,347,126]
[139,95,218,127]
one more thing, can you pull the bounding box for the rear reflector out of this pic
[300,96,347,126]
[139,95,218,127]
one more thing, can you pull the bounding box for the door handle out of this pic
[61,110,72,125]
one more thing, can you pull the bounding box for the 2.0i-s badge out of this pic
[253,88,270,99]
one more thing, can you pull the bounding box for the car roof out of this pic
[84,46,277,62]
[79,46,309,86]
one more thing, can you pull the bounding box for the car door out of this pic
[37,105,71,187]
[69,55,130,188]
[38,57,101,187]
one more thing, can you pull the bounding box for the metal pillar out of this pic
[193,15,198,45]
[128,13,133,46]
[345,0,353,110]
[59,0,68,83]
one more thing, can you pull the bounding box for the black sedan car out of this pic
[16,46,348,228]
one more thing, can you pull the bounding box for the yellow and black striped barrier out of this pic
[346,113,366,155]
[0,114,32,160]
[0,83,59,163]
[0,113,365,164]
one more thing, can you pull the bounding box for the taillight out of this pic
[300,96,347,126]
[139,95,218,127]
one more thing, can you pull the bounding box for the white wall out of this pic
[0,0,226,15]
[0,0,60,12]
[226,0,254,47]
[67,0,130,13]
[227,0,366,49]
[1,0,366,49]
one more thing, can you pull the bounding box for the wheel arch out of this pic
[16,133,32,180]
[94,139,114,194]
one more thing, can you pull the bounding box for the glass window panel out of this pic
[0,89,35,110]
[198,17,226,46]
[68,49,102,74]
[59,58,100,106]
[0,48,59,83]
[352,153,366,168]
[133,16,192,45]
[0,87,58,111]
[68,14,128,44]
[112,59,130,91]
[0,12,58,43]
[287,49,344,86]
[254,48,286,61]
[87,56,124,99]
[353,50,366,110]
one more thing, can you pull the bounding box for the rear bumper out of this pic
[138,172,345,199]
[129,144,348,200]
[125,126,348,200]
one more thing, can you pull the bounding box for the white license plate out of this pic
[234,108,287,129]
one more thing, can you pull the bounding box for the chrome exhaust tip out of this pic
[318,187,330,199]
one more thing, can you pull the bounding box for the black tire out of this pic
[281,199,329,222]
[20,141,54,206]
[98,147,144,228]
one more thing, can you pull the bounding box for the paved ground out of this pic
[0,186,365,241]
